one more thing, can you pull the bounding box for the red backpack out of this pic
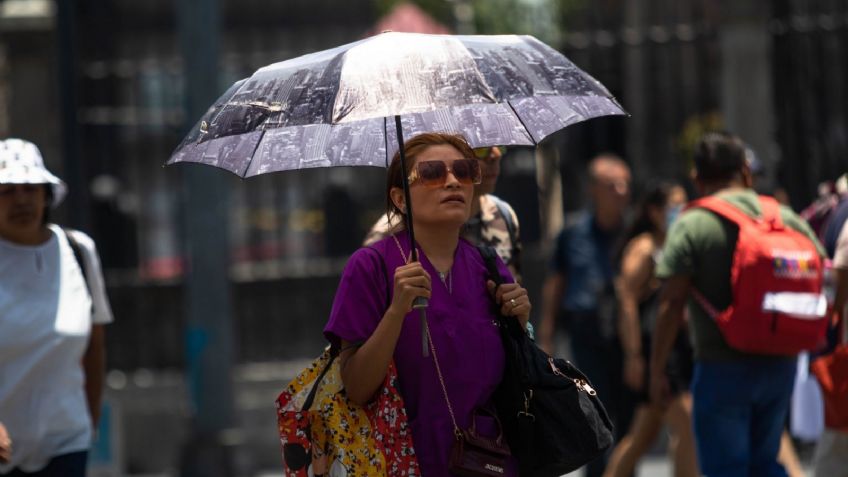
[689,195,828,355]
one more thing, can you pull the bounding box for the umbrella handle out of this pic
[394,114,430,357]
[395,113,428,313]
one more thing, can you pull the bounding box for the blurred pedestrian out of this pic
[811,194,848,477]
[0,423,9,464]
[603,182,697,477]
[538,153,633,477]
[0,139,113,477]
[801,174,848,242]
[747,147,809,477]
[364,145,522,279]
[651,132,825,477]
[325,133,532,476]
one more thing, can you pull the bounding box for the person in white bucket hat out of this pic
[0,138,113,476]
[0,139,67,209]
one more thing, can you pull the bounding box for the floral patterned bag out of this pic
[276,346,420,476]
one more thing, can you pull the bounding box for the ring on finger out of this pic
[509,298,517,307]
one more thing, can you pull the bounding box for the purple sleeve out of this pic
[324,248,390,349]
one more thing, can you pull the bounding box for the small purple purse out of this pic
[448,407,512,477]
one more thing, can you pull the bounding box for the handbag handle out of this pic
[466,406,506,446]
[300,350,338,412]
[477,245,526,339]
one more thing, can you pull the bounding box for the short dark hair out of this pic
[385,132,475,225]
[693,131,747,183]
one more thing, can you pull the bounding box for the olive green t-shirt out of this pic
[656,189,825,361]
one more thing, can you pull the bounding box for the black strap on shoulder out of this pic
[301,352,337,412]
[477,244,505,287]
[305,247,389,409]
[477,245,526,338]
[63,227,91,296]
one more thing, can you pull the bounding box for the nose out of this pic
[444,170,461,188]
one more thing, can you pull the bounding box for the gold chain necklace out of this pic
[391,234,452,294]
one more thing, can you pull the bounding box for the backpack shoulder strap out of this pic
[687,195,759,229]
[476,245,504,287]
[758,195,785,229]
[62,227,91,294]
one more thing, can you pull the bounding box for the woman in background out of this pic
[603,182,698,477]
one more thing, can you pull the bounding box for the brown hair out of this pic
[385,132,475,225]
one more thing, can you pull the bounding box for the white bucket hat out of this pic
[0,138,67,207]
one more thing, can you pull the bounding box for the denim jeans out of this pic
[1,451,88,477]
[691,359,796,477]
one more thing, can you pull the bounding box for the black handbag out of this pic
[477,246,615,477]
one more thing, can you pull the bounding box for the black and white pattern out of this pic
[168,32,626,177]
[0,138,67,206]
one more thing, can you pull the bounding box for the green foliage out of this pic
[372,0,587,46]
[677,112,724,168]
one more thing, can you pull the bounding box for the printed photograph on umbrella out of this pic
[167,31,626,177]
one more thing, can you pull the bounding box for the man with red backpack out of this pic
[649,132,828,477]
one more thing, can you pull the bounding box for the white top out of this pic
[0,224,113,472]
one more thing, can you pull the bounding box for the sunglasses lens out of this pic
[452,159,481,185]
[417,161,447,186]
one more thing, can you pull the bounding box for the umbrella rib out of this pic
[506,100,540,146]
[239,130,267,178]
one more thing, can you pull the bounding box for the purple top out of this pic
[324,230,517,476]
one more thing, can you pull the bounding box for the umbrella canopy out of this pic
[167,32,625,177]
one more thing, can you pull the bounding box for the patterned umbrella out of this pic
[167,32,625,176]
[168,31,625,339]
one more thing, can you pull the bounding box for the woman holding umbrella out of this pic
[324,132,532,476]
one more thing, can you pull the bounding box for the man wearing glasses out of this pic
[364,145,522,279]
